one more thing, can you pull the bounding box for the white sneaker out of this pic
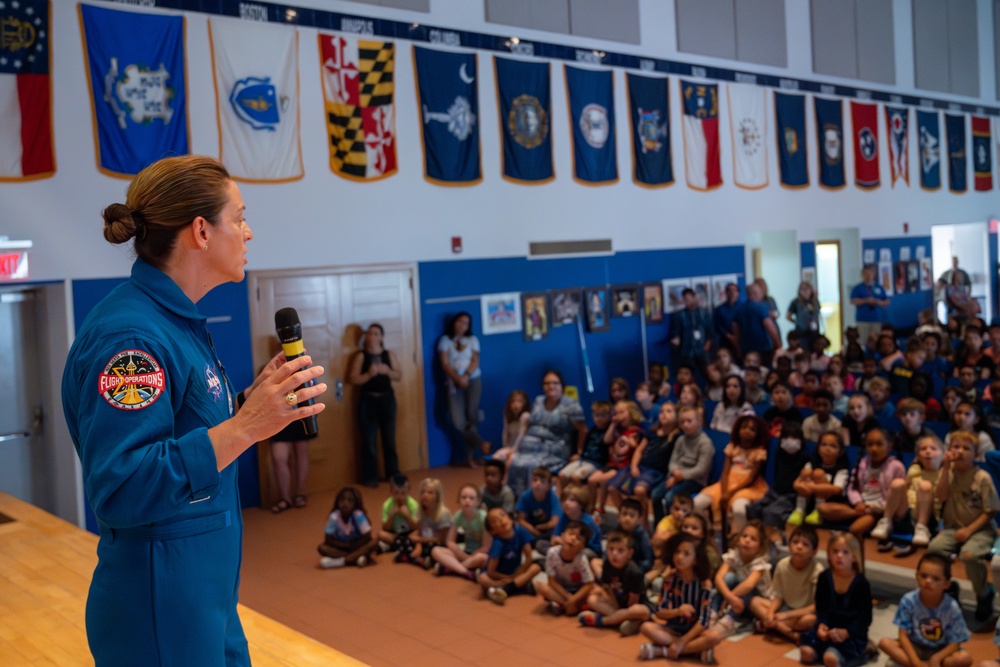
[487,587,508,605]
[355,555,367,568]
[912,524,931,546]
[639,643,667,660]
[870,517,892,540]
[320,556,345,569]
[619,619,641,636]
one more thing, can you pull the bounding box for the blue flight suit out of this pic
[62,259,250,666]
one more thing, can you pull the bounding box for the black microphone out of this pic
[275,307,319,436]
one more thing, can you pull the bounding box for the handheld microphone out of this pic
[275,307,319,436]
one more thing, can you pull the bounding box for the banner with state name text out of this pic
[945,113,967,193]
[774,91,807,188]
[972,116,992,191]
[565,64,617,185]
[814,97,845,190]
[495,56,553,184]
[917,110,941,191]
[626,73,673,188]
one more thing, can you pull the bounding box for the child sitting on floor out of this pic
[480,459,515,514]
[580,530,652,636]
[875,434,943,551]
[535,520,596,616]
[377,473,419,555]
[431,483,490,580]
[405,478,451,568]
[750,525,823,644]
[318,486,377,568]
[515,467,562,554]
[477,507,541,605]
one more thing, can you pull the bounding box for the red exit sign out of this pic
[0,252,28,280]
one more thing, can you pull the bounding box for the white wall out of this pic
[3,0,1000,284]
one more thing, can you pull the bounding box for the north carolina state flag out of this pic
[680,80,722,190]
[851,101,879,189]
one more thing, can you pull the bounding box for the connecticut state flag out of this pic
[885,106,909,187]
[945,114,967,193]
[495,57,553,184]
[0,0,54,181]
[851,101,879,189]
[565,65,617,185]
[209,18,302,183]
[80,4,188,178]
[727,83,767,189]
[413,46,481,185]
[626,73,672,188]
[814,97,845,190]
[775,92,807,188]
[972,116,992,191]
[681,80,721,191]
[917,110,941,191]
[319,33,396,181]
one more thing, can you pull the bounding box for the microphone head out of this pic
[275,307,302,344]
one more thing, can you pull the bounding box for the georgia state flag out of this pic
[681,80,721,191]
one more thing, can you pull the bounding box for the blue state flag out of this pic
[814,97,845,189]
[413,46,481,185]
[565,65,617,185]
[494,57,553,184]
[626,73,672,187]
[917,110,941,191]
[946,113,967,193]
[80,4,188,177]
[775,92,808,188]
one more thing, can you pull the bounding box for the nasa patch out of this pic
[205,363,223,402]
[98,349,166,410]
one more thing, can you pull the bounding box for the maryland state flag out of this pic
[814,97,845,189]
[565,65,617,185]
[626,73,672,188]
[680,80,721,191]
[774,92,807,188]
[495,56,553,184]
[972,116,992,191]
[945,113,967,193]
[851,101,879,189]
[885,106,909,187]
[318,33,396,181]
[917,110,941,191]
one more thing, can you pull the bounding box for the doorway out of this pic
[815,241,843,353]
[932,222,991,325]
[249,265,426,505]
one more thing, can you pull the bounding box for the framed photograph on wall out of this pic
[550,288,582,327]
[878,261,894,296]
[662,278,690,313]
[643,283,664,323]
[690,276,712,310]
[611,284,639,317]
[801,267,816,288]
[711,274,737,308]
[584,287,610,332]
[919,257,932,290]
[893,262,906,295]
[480,292,522,335]
[906,260,919,293]
[522,292,549,341]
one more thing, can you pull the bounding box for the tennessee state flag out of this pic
[972,116,992,191]
[885,106,909,187]
[774,92,808,188]
[681,80,721,190]
[945,114,967,193]
[851,101,879,189]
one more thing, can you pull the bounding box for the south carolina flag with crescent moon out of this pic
[681,80,722,191]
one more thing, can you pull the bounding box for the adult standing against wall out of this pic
[62,156,327,665]
[755,278,781,322]
[349,323,402,488]
[937,255,978,331]
[269,420,316,513]
[714,282,741,356]
[850,265,889,351]
[733,282,782,368]
[786,280,822,350]
[507,370,586,496]
[438,311,490,466]
[671,287,713,381]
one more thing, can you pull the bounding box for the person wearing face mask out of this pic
[747,421,812,556]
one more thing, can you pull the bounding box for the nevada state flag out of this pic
[209,18,302,183]
[681,80,721,191]
[917,110,941,191]
[413,46,480,185]
[851,101,879,189]
[885,106,909,187]
[626,73,672,188]
[565,65,617,185]
[80,4,188,177]
[319,33,396,181]
[727,83,767,189]
[945,114,967,193]
[495,57,553,184]
[814,97,845,189]
[972,116,992,191]
[774,92,807,188]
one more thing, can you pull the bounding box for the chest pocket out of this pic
[178,362,231,430]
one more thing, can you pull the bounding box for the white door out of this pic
[0,291,43,504]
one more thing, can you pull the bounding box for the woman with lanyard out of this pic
[349,322,403,487]
[62,156,327,665]
[438,311,490,466]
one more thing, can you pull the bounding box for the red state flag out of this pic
[851,102,879,189]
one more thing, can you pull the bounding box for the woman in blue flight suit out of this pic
[61,156,327,666]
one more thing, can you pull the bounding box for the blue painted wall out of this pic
[860,236,934,328]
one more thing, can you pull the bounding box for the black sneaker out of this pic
[976,585,996,622]
[876,539,894,553]
[892,542,915,556]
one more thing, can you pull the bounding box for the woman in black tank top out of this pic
[349,323,403,487]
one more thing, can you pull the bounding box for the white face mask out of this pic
[780,438,802,454]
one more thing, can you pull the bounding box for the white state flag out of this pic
[209,18,303,182]
[727,83,768,189]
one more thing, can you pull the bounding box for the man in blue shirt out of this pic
[733,282,781,368]
[714,282,741,356]
[671,288,713,381]
[850,265,889,352]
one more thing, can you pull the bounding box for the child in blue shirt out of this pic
[317,486,377,568]
[559,400,611,486]
[618,498,653,573]
[552,483,603,575]
[477,508,541,605]
[516,467,562,553]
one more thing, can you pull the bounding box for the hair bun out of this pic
[102,203,137,244]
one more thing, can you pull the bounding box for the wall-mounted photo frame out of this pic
[878,261,894,296]
[800,267,816,289]
[662,278,691,314]
[522,292,549,341]
[893,262,907,295]
[584,287,610,332]
[906,260,919,293]
[611,284,639,317]
[480,292,522,335]
[711,274,737,308]
[919,257,932,291]
[643,283,664,323]
[550,288,582,327]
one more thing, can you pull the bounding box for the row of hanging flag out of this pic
[2,0,998,193]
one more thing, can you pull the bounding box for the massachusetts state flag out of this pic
[727,83,767,189]
[80,4,188,178]
[917,110,941,190]
[814,97,845,189]
[413,46,480,185]
[681,80,721,191]
[851,101,879,189]
[565,65,617,185]
[626,73,672,188]
[972,116,992,191]
[209,18,302,183]
[0,0,54,181]
[495,57,553,184]
[774,92,807,188]
[945,114,967,193]
[885,106,909,186]
[319,34,396,181]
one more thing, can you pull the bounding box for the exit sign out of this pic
[0,252,28,280]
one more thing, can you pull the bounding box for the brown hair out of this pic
[102,155,232,267]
